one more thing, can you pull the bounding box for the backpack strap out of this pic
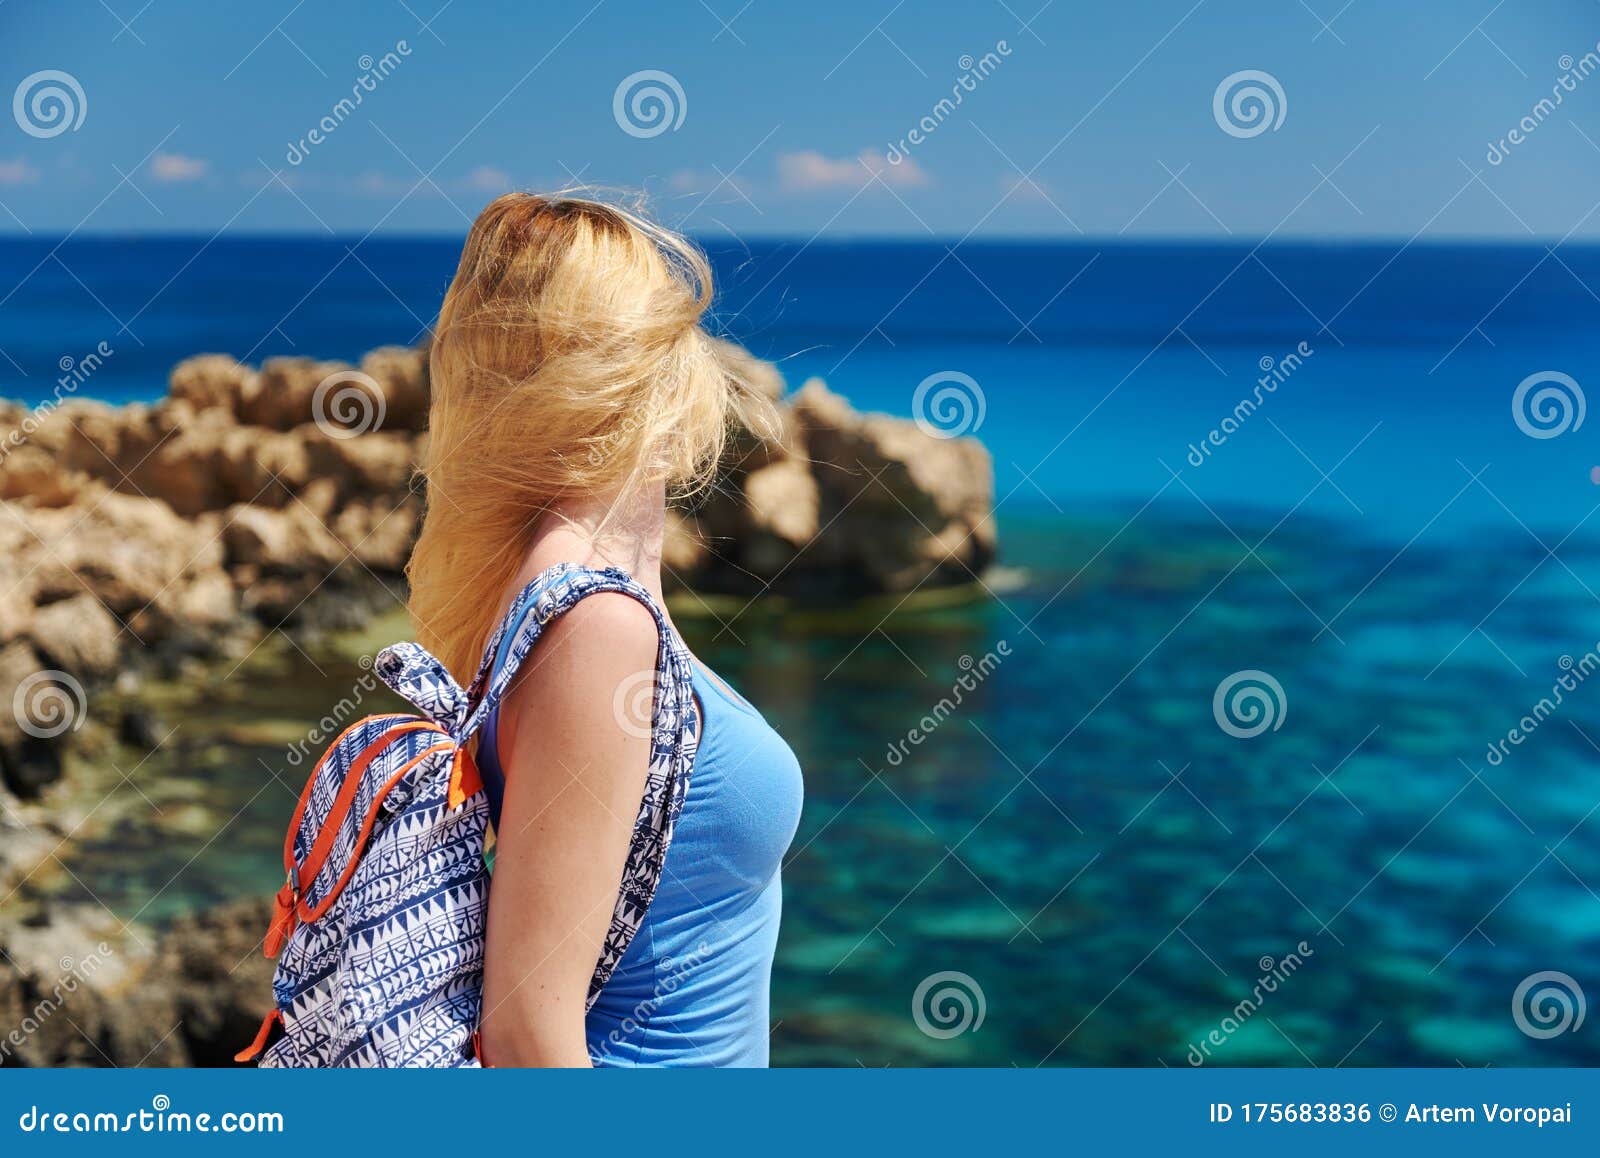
[458,561,700,1008]
[458,563,691,745]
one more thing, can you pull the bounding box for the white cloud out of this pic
[149,153,209,182]
[0,159,40,186]
[666,168,755,201]
[461,165,512,193]
[778,149,929,193]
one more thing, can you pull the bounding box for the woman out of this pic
[407,193,804,1066]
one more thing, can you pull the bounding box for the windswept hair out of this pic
[407,192,767,679]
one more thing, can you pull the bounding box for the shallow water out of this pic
[30,502,1600,1066]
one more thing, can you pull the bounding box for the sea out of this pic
[3,235,1599,1066]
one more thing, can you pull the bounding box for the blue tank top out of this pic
[476,617,803,1067]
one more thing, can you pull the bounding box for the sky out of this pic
[2,0,1600,239]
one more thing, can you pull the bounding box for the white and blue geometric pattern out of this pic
[254,563,698,1067]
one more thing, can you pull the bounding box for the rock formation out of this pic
[0,339,993,830]
[0,898,275,1067]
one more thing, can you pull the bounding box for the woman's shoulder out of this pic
[497,567,658,723]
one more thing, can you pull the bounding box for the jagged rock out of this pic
[221,503,343,572]
[0,640,66,800]
[237,356,348,431]
[0,444,84,506]
[118,706,160,750]
[0,898,274,1067]
[0,584,32,643]
[160,900,277,1066]
[360,345,431,433]
[28,594,121,679]
[788,377,995,590]
[0,337,1000,1067]
[169,354,254,416]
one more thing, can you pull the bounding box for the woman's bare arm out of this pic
[477,594,658,1066]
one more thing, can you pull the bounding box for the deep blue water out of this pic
[4,236,1600,534]
[4,237,1600,1066]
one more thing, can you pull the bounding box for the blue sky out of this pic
[2,0,1599,238]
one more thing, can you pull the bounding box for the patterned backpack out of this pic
[234,563,699,1067]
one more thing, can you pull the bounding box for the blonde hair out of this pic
[407,192,761,680]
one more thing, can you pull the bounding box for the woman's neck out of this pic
[520,480,669,604]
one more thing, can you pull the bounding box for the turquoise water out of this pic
[7,238,1600,1065]
[30,503,1600,1066]
[724,510,1600,1067]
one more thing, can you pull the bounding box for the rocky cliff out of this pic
[0,339,994,955]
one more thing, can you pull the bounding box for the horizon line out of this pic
[0,229,1592,248]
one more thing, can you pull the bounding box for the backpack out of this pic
[233,563,700,1068]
